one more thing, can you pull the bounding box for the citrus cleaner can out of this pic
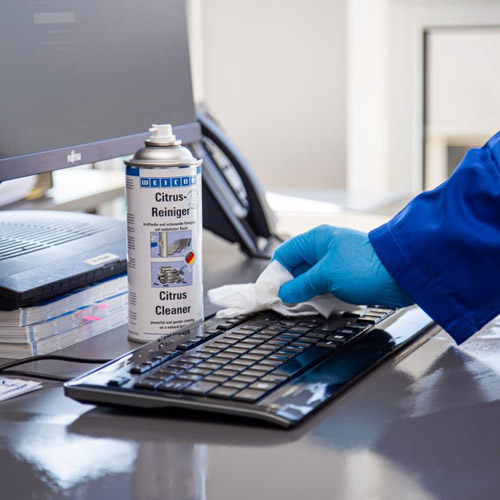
[125,124,203,343]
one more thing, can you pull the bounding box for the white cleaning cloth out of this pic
[207,260,354,319]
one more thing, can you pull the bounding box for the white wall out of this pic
[425,28,500,188]
[199,0,347,191]
[427,29,500,138]
[345,0,500,197]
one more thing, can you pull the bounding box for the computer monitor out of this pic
[0,0,200,182]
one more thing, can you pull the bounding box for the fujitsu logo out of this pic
[67,150,82,164]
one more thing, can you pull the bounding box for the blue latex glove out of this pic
[273,225,414,308]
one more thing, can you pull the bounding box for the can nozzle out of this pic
[147,124,179,145]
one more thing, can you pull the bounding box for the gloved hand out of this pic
[273,224,414,308]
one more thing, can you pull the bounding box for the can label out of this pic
[126,164,203,343]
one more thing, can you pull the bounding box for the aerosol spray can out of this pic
[125,124,203,343]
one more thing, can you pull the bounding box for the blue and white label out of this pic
[126,162,203,343]
[139,176,196,188]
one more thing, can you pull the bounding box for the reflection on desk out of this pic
[4,320,500,499]
[2,202,500,499]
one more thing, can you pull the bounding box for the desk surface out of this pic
[2,231,500,500]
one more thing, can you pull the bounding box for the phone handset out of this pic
[194,108,279,258]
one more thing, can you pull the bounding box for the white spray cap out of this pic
[147,124,179,145]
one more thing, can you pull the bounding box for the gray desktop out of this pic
[0,0,499,498]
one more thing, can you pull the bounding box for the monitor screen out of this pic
[0,0,200,181]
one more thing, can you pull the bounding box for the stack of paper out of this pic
[0,274,128,359]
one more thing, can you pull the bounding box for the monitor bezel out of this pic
[0,122,201,182]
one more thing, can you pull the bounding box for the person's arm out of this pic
[274,131,500,344]
[369,131,500,343]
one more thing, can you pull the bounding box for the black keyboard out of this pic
[64,306,434,428]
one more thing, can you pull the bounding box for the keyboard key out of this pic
[250,363,274,373]
[198,362,221,371]
[157,379,192,392]
[317,340,343,348]
[130,362,154,374]
[274,345,333,378]
[210,356,230,366]
[280,346,302,355]
[107,376,130,387]
[249,349,270,356]
[337,327,362,336]
[216,321,237,330]
[312,326,338,333]
[252,334,274,341]
[216,337,239,346]
[291,341,310,348]
[188,367,211,376]
[190,352,211,360]
[297,336,318,344]
[268,354,291,363]
[203,326,221,335]
[324,334,348,343]
[214,352,237,360]
[297,322,317,329]
[231,358,255,367]
[262,373,288,384]
[238,325,261,332]
[213,369,238,377]
[199,347,222,355]
[176,341,197,351]
[209,386,239,399]
[260,327,284,334]
[182,355,204,364]
[308,332,327,340]
[222,381,248,390]
[232,375,256,384]
[259,359,282,367]
[240,354,265,362]
[240,369,264,378]
[276,334,299,342]
[150,373,175,382]
[233,389,267,402]
[184,381,219,395]
[169,361,195,371]
[224,332,247,339]
[274,350,296,359]
[248,381,277,392]
[356,315,379,324]
[231,342,252,351]
[239,338,262,346]
[223,362,245,373]
[157,367,184,377]
[178,373,203,382]
[134,378,163,390]
[204,375,229,383]
[277,320,297,327]
[286,327,310,334]
[268,339,288,347]
[209,341,230,349]
[225,347,247,354]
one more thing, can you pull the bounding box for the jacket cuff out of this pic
[369,223,477,344]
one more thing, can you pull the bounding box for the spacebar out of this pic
[274,345,335,379]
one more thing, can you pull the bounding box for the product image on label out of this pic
[150,230,192,258]
[152,261,193,288]
[186,189,200,209]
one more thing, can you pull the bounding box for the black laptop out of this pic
[0,211,126,310]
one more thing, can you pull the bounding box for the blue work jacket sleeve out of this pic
[369,131,500,344]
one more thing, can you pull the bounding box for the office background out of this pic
[187,0,500,211]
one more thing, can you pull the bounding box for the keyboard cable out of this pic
[0,355,112,382]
